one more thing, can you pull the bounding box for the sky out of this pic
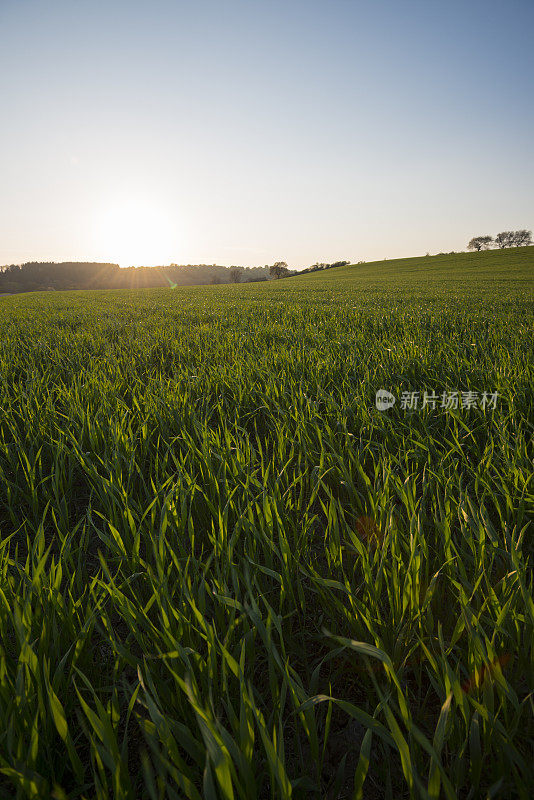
[1,0,533,269]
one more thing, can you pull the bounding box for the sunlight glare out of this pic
[93,195,177,267]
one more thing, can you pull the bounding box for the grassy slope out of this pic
[294,246,534,284]
[0,247,532,799]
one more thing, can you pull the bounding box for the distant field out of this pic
[0,247,532,799]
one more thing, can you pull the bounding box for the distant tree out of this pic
[0,261,260,293]
[511,229,532,247]
[468,236,493,251]
[494,231,516,249]
[297,260,350,275]
[229,267,243,283]
[330,260,350,268]
[269,262,290,279]
[493,230,532,249]
[210,275,222,285]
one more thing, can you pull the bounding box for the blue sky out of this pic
[1,0,533,268]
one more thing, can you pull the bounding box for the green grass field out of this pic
[0,247,532,799]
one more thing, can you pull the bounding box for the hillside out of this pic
[290,245,534,288]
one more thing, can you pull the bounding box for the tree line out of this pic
[0,262,294,294]
[227,263,297,282]
[221,260,352,280]
[468,229,532,251]
[298,260,351,275]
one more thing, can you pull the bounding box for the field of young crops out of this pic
[0,247,532,799]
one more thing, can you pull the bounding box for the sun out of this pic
[93,195,178,267]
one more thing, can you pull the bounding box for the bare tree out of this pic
[494,231,516,248]
[511,229,532,247]
[467,236,493,251]
[269,262,290,279]
[229,267,243,283]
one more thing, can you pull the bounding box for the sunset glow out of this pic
[2,0,532,268]
[93,196,178,267]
